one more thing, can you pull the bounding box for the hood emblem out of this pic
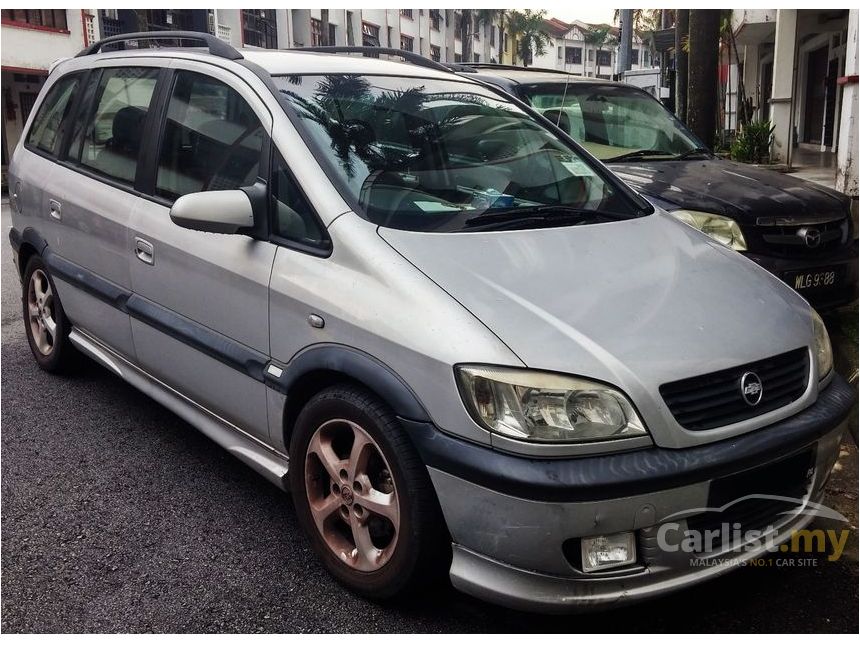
[798,227,822,248]
[740,372,763,406]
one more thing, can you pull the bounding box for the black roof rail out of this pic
[298,46,451,74]
[459,63,574,75]
[76,30,243,61]
[442,62,478,73]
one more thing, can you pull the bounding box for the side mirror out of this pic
[169,190,254,234]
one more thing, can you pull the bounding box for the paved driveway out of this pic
[2,203,857,633]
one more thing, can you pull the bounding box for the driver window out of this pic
[156,71,264,200]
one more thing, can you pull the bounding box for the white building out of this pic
[533,18,651,78]
[730,8,857,199]
[1,9,96,169]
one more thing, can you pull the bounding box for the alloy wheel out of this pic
[305,419,400,572]
[27,269,56,356]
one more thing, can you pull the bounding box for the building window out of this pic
[430,45,441,62]
[346,11,355,45]
[242,10,277,49]
[310,18,322,46]
[490,26,495,46]
[588,49,594,62]
[557,46,562,59]
[503,31,508,52]
[400,35,413,52]
[454,53,462,63]
[400,10,413,20]
[473,53,480,63]
[362,22,379,47]
[328,23,336,45]
[597,49,611,66]
[454,12,462,40]
[631,49,639,65]
[565,47,582,64]
[2,9,68,31]
[429,10,441,31]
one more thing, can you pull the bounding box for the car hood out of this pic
[609,158,849,221]
[379,212,815,448]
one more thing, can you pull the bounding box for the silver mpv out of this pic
[7,34,855,613]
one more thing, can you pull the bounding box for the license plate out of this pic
[786,267,840,291]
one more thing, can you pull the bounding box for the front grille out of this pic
[751,218,848,257]
[685,450,813,553]
[660,348,809,431]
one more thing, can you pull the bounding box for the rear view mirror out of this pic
[169,190,254,234]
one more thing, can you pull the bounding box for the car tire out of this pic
[290,384,450,600]
[21,255,79,373]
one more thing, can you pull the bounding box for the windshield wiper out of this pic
[604,149,676,162]
[673,147,712,160]
[462,205,617,231]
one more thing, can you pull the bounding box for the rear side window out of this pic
[76,67,159,184]
[25,74,81,156]
[156,71,265,201]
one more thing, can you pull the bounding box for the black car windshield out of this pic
[274,74,646,232]
[522,83,706,162]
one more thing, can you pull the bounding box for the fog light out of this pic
[581,532,637,572]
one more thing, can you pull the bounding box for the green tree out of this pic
[507,9,551,67]
[584,26,615,77]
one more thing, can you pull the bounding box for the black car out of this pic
[455,64,858,311]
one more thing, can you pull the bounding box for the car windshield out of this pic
[274,74,645,232]
[522,83,705,162]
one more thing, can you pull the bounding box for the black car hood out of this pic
[609,158,849,221]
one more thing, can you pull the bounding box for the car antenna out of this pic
[556,63,572,129]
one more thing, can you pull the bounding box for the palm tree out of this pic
[506,9,550,67]
[613,9,660,32]
[686,9,721,148]
[584,26,615,77]
[459,9,504,63]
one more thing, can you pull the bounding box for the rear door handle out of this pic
[49,199,62,221]
[134,237,154,265]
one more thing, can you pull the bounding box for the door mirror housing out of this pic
[169,190,255,234]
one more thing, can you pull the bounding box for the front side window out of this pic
[76,67,159,183]
[156,71,265,200]
[275,75,644,232]
[523,84,703,162]
[271,153,326,247]
[25,73,80,156]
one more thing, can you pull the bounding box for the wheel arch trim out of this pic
[266,344,431,424]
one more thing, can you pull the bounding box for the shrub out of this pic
[730,120,774,164]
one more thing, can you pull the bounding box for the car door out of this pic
[43,62,163,359]
[128,62,276,441]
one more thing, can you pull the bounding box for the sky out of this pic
[543,8,617,26]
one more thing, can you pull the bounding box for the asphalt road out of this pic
[1,203,858,633]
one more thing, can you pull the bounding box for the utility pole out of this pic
[686,9,721,149]
[618,9,633,77]
[675,9,689,121]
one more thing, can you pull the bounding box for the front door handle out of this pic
[134,237,154,265]
[49,199,62,221]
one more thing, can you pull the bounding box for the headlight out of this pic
[455,366,648,443]
[812,310,833,380]
[670,209,748,251]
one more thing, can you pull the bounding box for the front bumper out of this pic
[744,239,858,310]
[405,375,856,613]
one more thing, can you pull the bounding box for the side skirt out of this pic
[69,327,291,491]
